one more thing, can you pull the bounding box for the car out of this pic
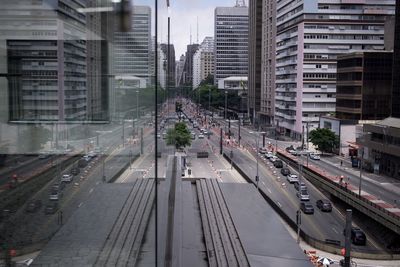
[296,189,310,201]
[71,168,80,176]
[294,181,307,191]
[83,155,91,162]
[265,152,273,159]
[61,174,73,183]
[259,147,268,154]
[309,153,321,160]
[343,227,367,246]
[25,199,42,213]
[280,168,291,176]
[269,156,278,162]
[44,202,58,215]
[273,160,283,168]
[156,134,161,139]
[316,199,332,212]
[287,174,299,183]
[49,190,63,201]
[38,152,51,159]
[51,182,65,192]
[300,202,314,214]
[198,134,204,139]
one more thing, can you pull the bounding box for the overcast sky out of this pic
[135,0,242,59]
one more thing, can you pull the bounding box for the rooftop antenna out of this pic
[196,16,199,44]
[190,25,192,45]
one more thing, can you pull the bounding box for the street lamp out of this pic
[249,131,261,189]
[224,90,228,120]
[136,90,139,135]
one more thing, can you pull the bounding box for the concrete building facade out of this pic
[248,0,262,125]
[336,51,393,121]
[3,0,88,122]
[178,44,199,87]
[259,0,277,126]
[192,37,214,89]
[275,0,395,139]
[113,6,151,85]
[160,44,176,89]
[214,5,248,85]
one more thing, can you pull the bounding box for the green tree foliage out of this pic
[308,128,338,154]
[166,122,191,149]
[19,125,52,152]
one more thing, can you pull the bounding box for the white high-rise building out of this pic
[114,6,151,85]
[214,5,248,85]
[275,0,395,139]
[193,37,214,88]
[158,48,167,89]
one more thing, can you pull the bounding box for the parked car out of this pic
[316,199,333,212]
[51,182,65,192]
[49,190,63,201]
[300,202,314,214]
[297,190,310,201]
[71,168,80,176]
[343,227,367,246]
[309,153,321,160]
[25,199,42,213]
[265,152,273,159]
[44,202,58,215]
[273,160,283,168]
[259,147,268,154]
[287,174,299,183]
[269,156,278,162]
[198,134,204,139]
[61,174,73,183]
[280,168,291,176]
[294,181,307,191]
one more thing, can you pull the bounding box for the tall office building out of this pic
[114,5,151,84]
[214,4,248,85]
[178,44,199,86]
[160,44,176,89]
[176,55,185,86]
[275,0,395,139]
[158,48,167,89]
[392,0,400,117]
[86,0,114,121]
[248,0,262,124]
[3,0,88,122]
[260,0,276,126]
[193,37,214,88]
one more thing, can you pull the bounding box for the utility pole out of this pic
[359,148,364,196]
[344,209,352,267]
[224,90,228,119]
[122,120,125,147]
[297,154,302,243]
[140,128,144,155]
[228,118,231,139]
[220,128,223,155]
[238,118,241,147]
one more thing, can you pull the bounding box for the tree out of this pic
[308,128,338,155]
[166,122,191,149]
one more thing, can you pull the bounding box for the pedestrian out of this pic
[340,160,343,167]
[339,175,344,185]
[344,182,348,189]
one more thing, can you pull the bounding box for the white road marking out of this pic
[267,188,272,194]
[89,188,94,194]
[276,201,282,207]
[332,227,338,234]
[78,202,83,208]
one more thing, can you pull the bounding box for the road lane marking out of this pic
[276,201,282,207]
[89,188,94,194]
[332,227,338,234]
[267,188,272,194]
[78,202,83,208]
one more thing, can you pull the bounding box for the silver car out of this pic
[296,190,310,201]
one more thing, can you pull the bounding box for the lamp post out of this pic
[250,131,260,189]
[224,90,228,120]
[136,90,139,134]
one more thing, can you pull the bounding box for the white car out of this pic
[198,134,205,139]
[61,174,73,183]
[287,174,299,183]
[259,147,268,154]
[265,152,273,159]
[309,153,321,160]
[297,190,310,201]
[269,156,278,162]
